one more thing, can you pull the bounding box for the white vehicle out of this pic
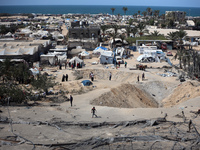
[116,56,124,64]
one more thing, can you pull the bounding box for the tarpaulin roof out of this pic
[81,80,93,86]
[94,46,108,51]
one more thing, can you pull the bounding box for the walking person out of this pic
[91,107,97,118]
[137,75,140,83]
[109,72,112,81]
[125,61,127,68]
[142,73,145,81]
[70,95,73,107]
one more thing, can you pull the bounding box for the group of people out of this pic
[116,61,127,69]
[62,74,68,82]
[137,72,145,82]
[57,60,83,71]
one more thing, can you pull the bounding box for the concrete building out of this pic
[68,21,100,50]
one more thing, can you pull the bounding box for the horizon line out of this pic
[0,4,200,8]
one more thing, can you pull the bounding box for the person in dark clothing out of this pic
[109,72,112,81]
[91,72,94,81]
[142,73,145,81]
[91,107,97,118]
[70,95,73,107]
[59,63,62,70]
[66,74,68,81]
[137,75,140,82]
[62,74,65,82]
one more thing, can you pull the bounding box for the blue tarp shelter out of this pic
[94,46,108,51]
[81,80,93,86]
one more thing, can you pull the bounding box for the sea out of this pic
[0,5,200,17]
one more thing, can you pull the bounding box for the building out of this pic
[68,21,100,50]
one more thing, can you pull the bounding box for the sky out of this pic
[0,0,200,8]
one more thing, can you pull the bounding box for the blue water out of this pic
[0,5,200,16]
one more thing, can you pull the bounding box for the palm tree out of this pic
[142,11,147,17]
[119,33,126,46]
[131,27,138,37]
[146,7,152,16]
[128,18,133,26]
[150,31,160,36]
[176,30,187,45]
[167,31,178,48]
[134,13,138,18]
[122,7,128,16]
[117,13,121,20]
[138,10,141,16]
[111,8,115,20]
[126,26,131,37]
[174,48,184,69]
[153,10,160,19]
[137,23,148,36]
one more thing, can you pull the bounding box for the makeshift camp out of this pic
[78,51,91,59]
[137,46,157,54]
[137,50,167,63]
[81,80,93,86]
[40,51,67,65]
[100,51,114,64]
[93,46,108,55]
[69,56,84,67]
[40,54,58,65]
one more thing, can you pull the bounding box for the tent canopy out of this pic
[94,46,108,51]
[81,80,93,86]
[93,46,108,54]
[79,51,90,57]
[69,56,83,63]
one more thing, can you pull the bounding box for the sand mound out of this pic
[91,83,158,108]
[162,81,200,107]
[74,69,138,83]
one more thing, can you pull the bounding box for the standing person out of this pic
[59,63,62,70]
[89,72,92,80]
[109,72,112,80]
[62,74,65,82]
[137,75,140,82]
[142,73,145,81]
[70,95,73,107]
[65,61,67,69]
[66,74,68,81]
[91,107,97,118]
[118,61,120,67]
[71,64,73,70]
[91,72,94,81]
[125,61,127,68]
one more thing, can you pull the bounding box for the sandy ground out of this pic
[1,50,200,149]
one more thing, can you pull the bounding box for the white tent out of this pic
[69,56,84,66]
[78,51,90,59]
[93,46,108,54]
